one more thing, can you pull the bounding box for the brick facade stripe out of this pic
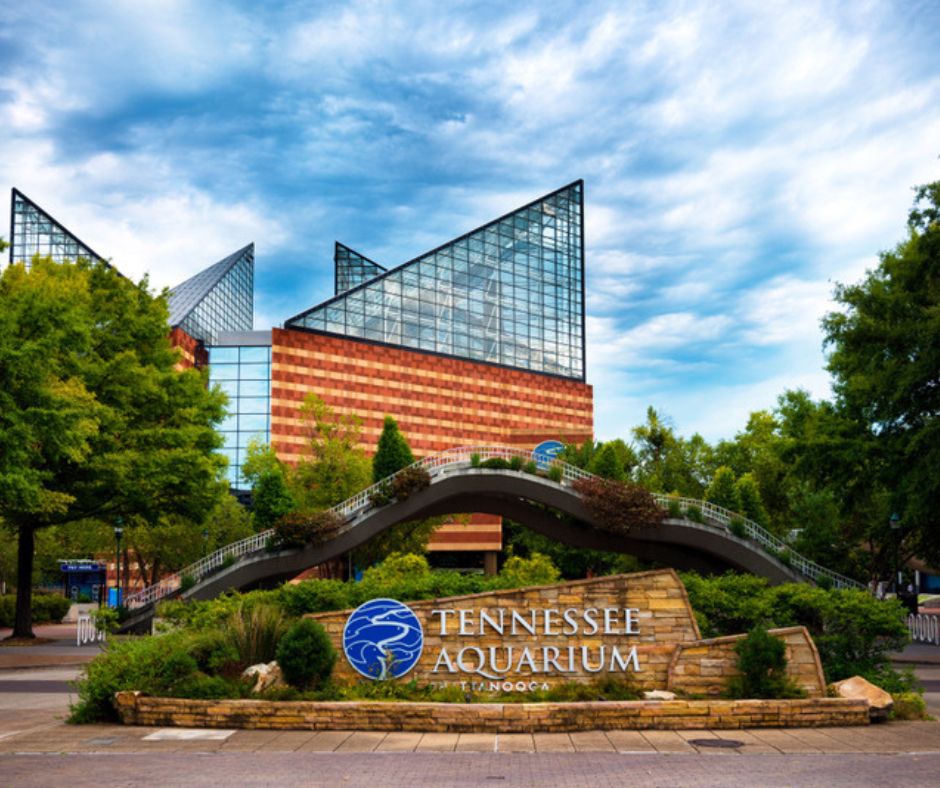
[270,328,594,553]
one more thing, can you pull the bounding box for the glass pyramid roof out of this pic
[335,242,386,294]
[9,188,106,269]
[168,243,254,343]
[287,181,585,380]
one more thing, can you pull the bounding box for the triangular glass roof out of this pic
[168,243,254,343]
[9,188,106,269]
[287,181,585,380]
[335,242,386,294]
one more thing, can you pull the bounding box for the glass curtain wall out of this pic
[335,242,386,294]
[9,189,104,268]
[287,181,585,380]
[207,344,271,489]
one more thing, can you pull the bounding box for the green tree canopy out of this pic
[823,179,940,568]
[735,473,769,526]
[0,257,227,636]
[242,441,296,531]
[705,466,741,513]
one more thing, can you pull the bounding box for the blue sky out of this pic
[2,1,939,443]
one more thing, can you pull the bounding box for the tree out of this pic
[372,416,415,482]
[633,407,713,496]
[291,394,371,510]
[735,473,769,526]
[356,415,435,566]
[705,466,741,513]
[0,257,227,637]
[588,442,626,481]
[823,179,940,568]
[242,442,296,531]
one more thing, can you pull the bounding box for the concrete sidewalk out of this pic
[0,623,101,669]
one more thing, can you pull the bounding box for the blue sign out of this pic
[343,598,424,680]
[533,439,565,470]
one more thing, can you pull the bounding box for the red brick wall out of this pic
[169,327,206,370]
[270,329,594,552]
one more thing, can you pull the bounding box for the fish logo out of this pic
[342,598,424,680]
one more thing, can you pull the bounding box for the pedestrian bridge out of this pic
[121,446,862,630]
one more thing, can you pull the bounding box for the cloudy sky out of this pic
[2,1,938,442]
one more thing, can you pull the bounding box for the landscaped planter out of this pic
[114,692,870,732]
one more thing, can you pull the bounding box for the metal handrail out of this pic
[124,445,863,608]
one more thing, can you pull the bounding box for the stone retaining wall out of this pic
[668,627,827,697]
[115,692,869,732]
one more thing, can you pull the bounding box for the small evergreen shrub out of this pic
[480,457,510,470]
[522,460,538,475]
[546,464,564,482]
[276,619,337,690]
[0,592,74,626]
[816,574,834,591]
[667,498,683,519]
[508,455,525,471]
[729,517,747,539]
[368,481,393,507]
[497,552,560,587]
[727,626,804,699]
[390,465,431,501]
[891,692,929,720]
[469,453,481,468]
[179,574,197,593]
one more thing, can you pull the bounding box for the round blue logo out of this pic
[342,598,424,680]
[533,439,565,470]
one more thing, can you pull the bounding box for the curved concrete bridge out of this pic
[120,446,862,630]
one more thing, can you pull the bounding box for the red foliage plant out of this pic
[572,477,666,534]
[273,510,345,549]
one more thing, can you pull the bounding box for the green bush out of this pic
[684,504,704,523]
[0,593,71,627]
[179,574,197,593]
[368,481,393,507]
[522,460,538,475]
[508,455,525,471]
[479,457,510,470]
[497,552,560,587]
[681,572,911,686]
[728,517,747,539]
[546,465,564,482]
[727,627,804,699]
[891,692,929,720]
[470,453,481,468]
[69,632,208,722]
[667,498,682,519]
[276,619,337,690]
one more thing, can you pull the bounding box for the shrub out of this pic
[92,607,120,635]
[727,627,804,699]
[276,619,337,690]
[546,464,564,482]
[508,455,524,471]
[470,453,481,468]
[497,552,560,587]
[390,465,431,501]
[667,498,682,519]
[368,481,393,507]
[728,517,747,539]
[479,457,510,470]
[225,603,290,667]
[684,504,704,523]
[706,466,741,513]
[273,510,345,549]
[816,574,834,591]
[361,552,431,587]
[0,593,72,627]
[891,692,929,720]
[179,574,197,594]
[522,460,538,475]
[572,477,665,534]
[170,674,241,700]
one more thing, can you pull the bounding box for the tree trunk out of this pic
[11,526,35,639]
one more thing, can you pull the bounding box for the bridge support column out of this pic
[484,551,498,576]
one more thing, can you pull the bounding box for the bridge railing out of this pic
[124,444,862,609]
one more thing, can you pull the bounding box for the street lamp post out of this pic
[114,520,124,608]
[889,513,901,596]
